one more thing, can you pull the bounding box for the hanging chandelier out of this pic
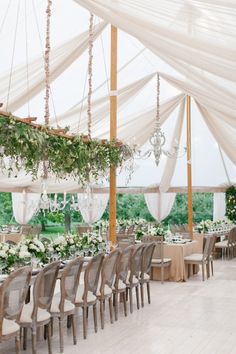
[137,73,186,166]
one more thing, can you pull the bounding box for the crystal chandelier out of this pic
[137,73,186,166]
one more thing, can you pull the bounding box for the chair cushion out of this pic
[215,241,228,248]
[152,258,172,264]
[113,279,126,291]
[2,318,19,335]
[96,284,112,297]
[184,254,203,262]
[50,294,75,314]
[75,285,96,304]
[126,270,139,285]
[20,303,50,324]
[142,273,150,280]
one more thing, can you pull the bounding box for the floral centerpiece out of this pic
[0,243,18,273]
[77,232,106,255]
[196,218,233,233]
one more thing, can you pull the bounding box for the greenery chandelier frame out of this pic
[0,112,134,184]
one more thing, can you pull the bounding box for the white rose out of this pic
[19,251,31,259]
[0,250,7,258]
[20,245,28,252]
[9,249,16,255]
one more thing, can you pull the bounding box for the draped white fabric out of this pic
[74,0,236,83]
[77,192,109,225]
[12,192,40,224]
[52,73,155,134]
[195,101,236,166]
[213,193,226,221]
[0,22,106,112]
[144,192,176,222]
[159,98,186,193]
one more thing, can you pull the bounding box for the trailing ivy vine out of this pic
[225,185,236,223]
[0,115,134,184]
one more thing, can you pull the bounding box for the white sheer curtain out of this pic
[159,98,185,193]
[213,193,226,221]
[1,22,106,112]
[77,192,109,225]
[74,0,236,82]
[12,192,41,224]
[144,192,176,222]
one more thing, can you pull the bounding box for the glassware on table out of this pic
[83,246,90,257]
[31,257,39,269]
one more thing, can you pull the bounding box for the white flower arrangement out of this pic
[196,218,233,233]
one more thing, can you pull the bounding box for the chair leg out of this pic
[108,296,114,323]
[67,314,72,329]
[129,287,133,314]
[122,292,127,317]
[71,314,77,345]
[23,327,27,350]
[50,317,54,336]
[202,263,205,281]
[100,300,105,330]
[147,281,151,304]
[93,303,98,333]
[82,306,88,339]
[47,323,52,354]
[15,334,20,354]
[86,307,89,319]
[59,317,64,353]
[114,293,118,321]
[161,266,164,284]
[135,286,140,310]
[206,262,210,279]
[140,283,144,307]
[31,328,37,354]
[211,260,214,276]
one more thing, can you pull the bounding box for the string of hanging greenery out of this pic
[225,185,236,223]
[0,114,134,184]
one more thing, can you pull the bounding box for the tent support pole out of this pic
[186,95,193,238]
[109,25,117,245]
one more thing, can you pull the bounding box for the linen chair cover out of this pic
[97,249,121,329]
[0,266,31,354]
[20,261,60,354]
[113,246,134,321]
[142,235,172,284]
[51,257,84,353]
[127,244,144,313]
[140,243,156,307]
[75,253,104,339]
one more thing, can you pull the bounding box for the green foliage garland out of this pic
[226,185,236,223]
[0,115,134,183]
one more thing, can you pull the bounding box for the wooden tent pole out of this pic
[186,95,193,238]
[109,25,118,244]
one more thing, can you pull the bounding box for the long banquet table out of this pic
[152,235,203,282]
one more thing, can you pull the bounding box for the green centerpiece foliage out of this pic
[0,115,134,183]
[226,185,236,223]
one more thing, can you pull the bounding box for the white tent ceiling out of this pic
[0,0,235,192]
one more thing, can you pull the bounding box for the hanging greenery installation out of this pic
[0,114,134,184]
